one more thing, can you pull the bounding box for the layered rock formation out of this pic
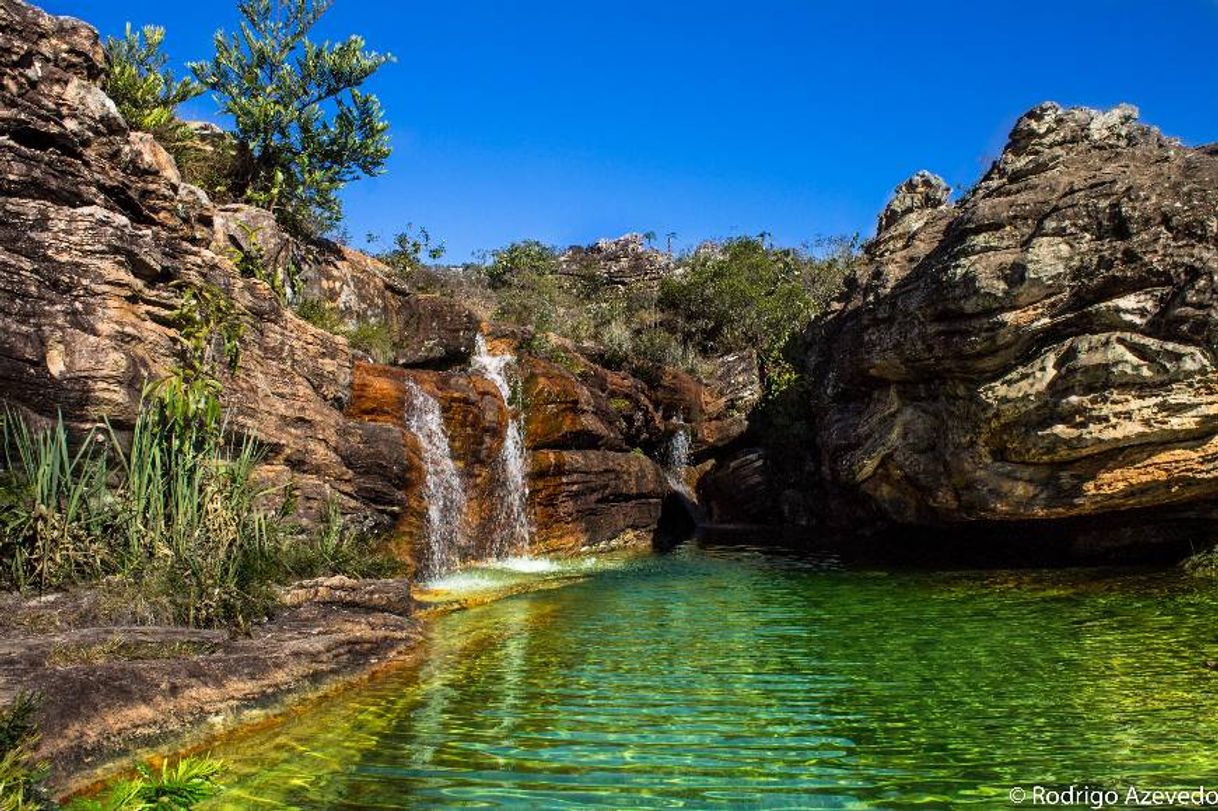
[557,232,675,288]
[806,103,1218,549]
[0,0,739,570]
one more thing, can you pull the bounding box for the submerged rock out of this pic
[806,102,1218,552]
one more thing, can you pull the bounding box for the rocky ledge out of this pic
[806,102,1218,557]
[0,577,420,790]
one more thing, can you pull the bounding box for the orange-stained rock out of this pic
[407,369,508,470]
[521,357,623,451]
[348,361,408,424]
[528,450,667,553]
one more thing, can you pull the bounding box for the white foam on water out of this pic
[488,556,562,574]
[419,570,497,592]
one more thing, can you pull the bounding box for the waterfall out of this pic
[663,422,692,494]
[404,379,466,577]
[472,334,532,557]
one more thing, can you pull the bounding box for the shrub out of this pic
[102,24,203,161]
[342,319,396,363]
[227,226,299,302]
[280,499,400,580]
[493,271,565,335]
[173,125,251,205]
[485,240,558,289]
[0,413,112,590]
[190,0,394,237]
[294,298,344,333]
[378,225,446,281]
[658,234,855,390]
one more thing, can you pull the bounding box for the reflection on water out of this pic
[205,544,1218,809]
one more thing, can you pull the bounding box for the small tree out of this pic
[379,224,446,279]
[103,24,204,154]
[190,0,394,237]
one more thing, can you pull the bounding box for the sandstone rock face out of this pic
[210,203,481,367]
[0,0,416,525]
[807,103,1218,540]
[529,449,667,553]
[0,0,746,571]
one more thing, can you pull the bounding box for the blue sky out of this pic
[44,0,1218,261]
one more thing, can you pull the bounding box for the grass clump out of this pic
[65,756,224,811]
[293,299,404,365]
[342,319,396,364]
[0,692,48,811]
[0,406,397,629]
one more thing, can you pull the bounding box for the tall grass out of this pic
[0,405,396,629]
[0,415,112,591]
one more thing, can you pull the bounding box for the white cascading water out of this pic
[403,379,467,577]
[472,334,532,557]
[664,422,692,494]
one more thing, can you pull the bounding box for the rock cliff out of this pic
[0,0,737,570]
[806,103,1218,553]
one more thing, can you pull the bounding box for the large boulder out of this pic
[806,103,1218,550]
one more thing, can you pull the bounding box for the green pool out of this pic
[204,543,1218,808]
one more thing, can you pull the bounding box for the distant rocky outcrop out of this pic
[557,233,675,287]
[805,102,1218,554]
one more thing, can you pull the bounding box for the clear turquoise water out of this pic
[204,544,1218,809]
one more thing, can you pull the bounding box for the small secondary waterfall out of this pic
[472,334,532,557]
[404,379,466,577]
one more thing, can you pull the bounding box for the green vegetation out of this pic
[227,226,299,302]
[658,235,855,389]
[293,299,400,363]
[0,692,47,810]
[66,757,224,811]
[484,240,559,288]
[101,0,392,238]
[189,0,393,237]
[0,691,223,811]
[412,233,857,397]
[0,404,391,629]
[46,638,216,668]
[294,297,345,333]
[101,25,204,163]
[376,226,447,281]
[0,283,397,628]
[341,319,397,364]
